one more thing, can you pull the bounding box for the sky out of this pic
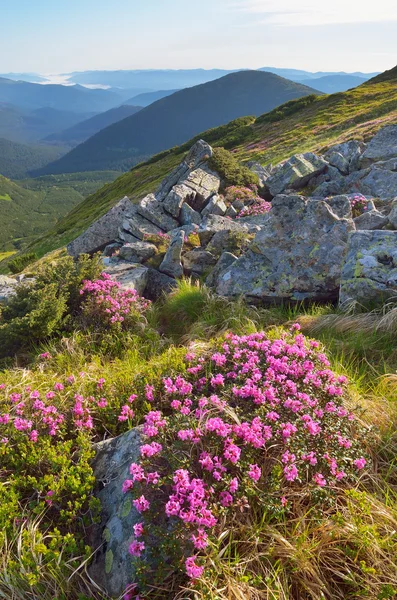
[1,0,396,74]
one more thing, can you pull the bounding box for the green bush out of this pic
[256,94,319,124]
[0,254,102,358]
[208,147,259,189]
[8,252,37,274]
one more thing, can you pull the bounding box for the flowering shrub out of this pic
[224,185,271,219]
[350,194,368,217]
[123,327,368,596]
[80,273,150,328]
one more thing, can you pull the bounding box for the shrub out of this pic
[8,252,37,274]
[225,185,272,218]
[123,326,369,596]
[208,148,259,189]
[0,254,102,358]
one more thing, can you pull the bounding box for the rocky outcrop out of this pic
[159,231,184,278]
[265,153,328,196]
[340,231,397,306]
[106,262,149,295]
[360,125,397,167]
[216,195,354,302]
[67,197,135,257]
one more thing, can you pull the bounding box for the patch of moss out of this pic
[208,148,259,189]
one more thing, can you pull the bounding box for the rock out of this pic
[122,209,163,241]
[118,228,141,244]
[232,199,245,212]
[388,199,397,229]
[312,180,345,198]
[106,262,149,295]
[324,140,366,173]
[322,195,352,219]
[118,241,157,263]
[103,242,122,257]
[182,165,221,212]
[182,249,217,275]
[225,205,238,219]
[206,252,238,288]
[356,165,397,199]
[67,196,135,257]
[168,224,198,239]
[137,194,179,232]
[360,125,397,167]
[201,195,227,218]
[156,140,213,201]
[198,215,248,246]
[246,161,271,187]
[339,230,397,307]
[144,268,176,301]
[216,195,354,302]
[266,153,328,197]
[0,275,18,304]
[324,151,349,175]
[88,429,144,598]
[159,231,184,278]
[354,210,389,230]
[370,158,397,172]
[163,184,196,218]
[180,203,202,226]
[206,228,250,258]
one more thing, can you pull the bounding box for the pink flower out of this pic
[128,541,145,557]
[284,464,298,482]
[191,529,208,549]
[353,457,367,470]
[133,522,144,537]
[313,473,327,487]
[133,495,150,513]
[248,464,262,482]
[185,556,204,579]
[122,480,134,494]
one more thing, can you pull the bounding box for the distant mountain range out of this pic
[125,89,180,107]
[34,70,320,175]
[259,67,379,82]
[296,74,368,94]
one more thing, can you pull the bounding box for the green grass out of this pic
[25,70,397,260]
[0,193,11,202]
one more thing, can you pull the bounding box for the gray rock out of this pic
[357,166,397,199]
[137,194,179,232]
[225,205,238,219]
[198,215,248,246]
[206,252,238,288]
[103,242,122,257]
[360,125,397,167]
[201,194,227,218]
[325,151,349,175]
[145,268,176,301]
[339,230,397,307]
[388,199,397,229]
[156,140,213,201]
[67,196,135,257]
[266,153,328,197]
[182,165,221,212]
[118,228,141,244]
[354,209,389,230]
[121,209,163,241]
[246,161,271,187]
[106,262,149,295]
[168,224,198,239]
[118,241,157,262]
[322,195,352,219]
[324,140,366,173]
[312,180,345,198]
[216,195,354,302]
[206,228,250,258]
[232,199,245,212]
[162,184,196,218]
[182,249,217,275]
[0,275,18,304]
[88,429,143,598]
[180,203,202,226]
[159,230,184,278]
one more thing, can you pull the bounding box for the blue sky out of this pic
[1,0,396,73]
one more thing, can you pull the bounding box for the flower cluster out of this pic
[350,194,368,217]
[123,327,368,594]
[237,199,272,219]
[80,274,150,326]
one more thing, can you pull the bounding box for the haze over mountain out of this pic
[260,67,379,81]
[36,70,320,175]
[44,105,142,147]
[297,74,368,93]
[0,77,121,113]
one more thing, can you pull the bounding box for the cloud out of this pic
[228,0,397,26]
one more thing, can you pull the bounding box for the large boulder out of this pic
[198,215,249,246]
[355,164,397,199]
[216,195,354,302]
[137,194,179,232]
[121,208,163,241]
[266,153,328,197]
[118,241,157,263]
[354,209,389,231]
[323,140,366,173]
[106,262,149,295]
[67,197,135,257]
[339,230,397,307]
[360,125,397,167]
[88,429,143,598]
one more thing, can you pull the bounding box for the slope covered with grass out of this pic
[0,137,65,179]
[25,67,397,260]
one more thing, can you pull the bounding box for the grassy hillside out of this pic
[36,71,319,175]
[125,89,180,106]
[20,67,397,259]
[0,137,65,179]
[44,105,142,146]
